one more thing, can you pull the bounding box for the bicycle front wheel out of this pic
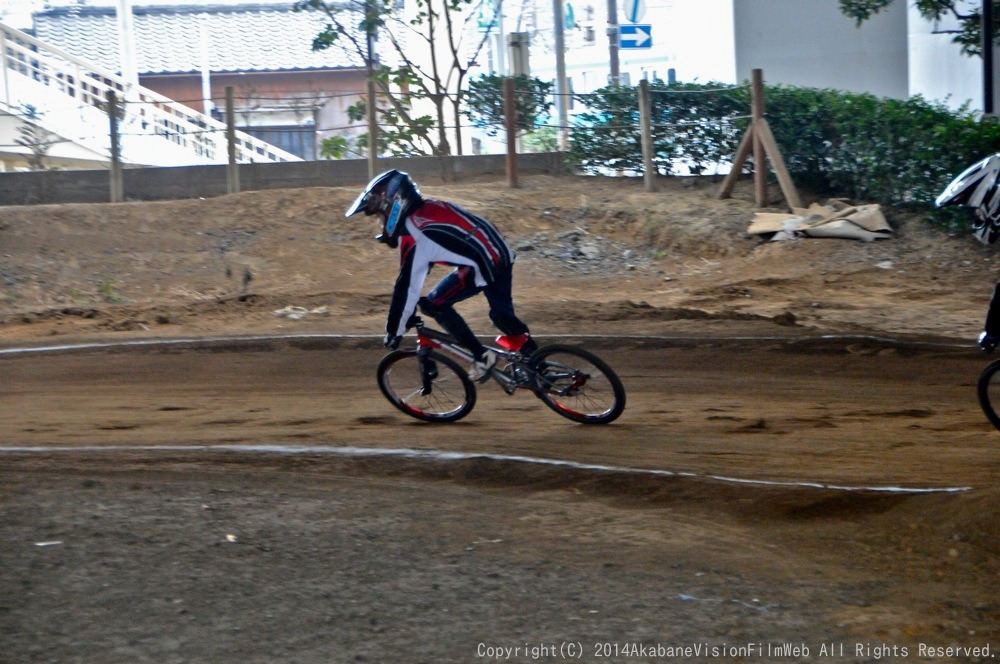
[530,345,626,424]
[377,349,476,423]
[977,359,1000,431]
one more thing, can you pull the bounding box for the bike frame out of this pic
[414,324,536,396]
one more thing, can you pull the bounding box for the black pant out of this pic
[418,265,535,359]
[987,282,1000,336]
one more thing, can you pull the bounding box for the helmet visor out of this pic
[345,189,374,217]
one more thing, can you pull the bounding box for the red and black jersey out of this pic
[386,200,515,337]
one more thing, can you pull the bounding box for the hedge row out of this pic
[566,80,1000,220]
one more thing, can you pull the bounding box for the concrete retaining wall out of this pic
[0,153,566,206]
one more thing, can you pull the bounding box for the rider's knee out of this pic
[418,296,446,318]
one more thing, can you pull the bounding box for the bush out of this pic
[567,80,1000,222]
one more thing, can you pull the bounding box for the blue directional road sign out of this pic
[619,24,651,49]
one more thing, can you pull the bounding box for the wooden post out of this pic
[718,69,802,209]
[638,79,657,192]
[503,77,519,188]
[107,90,123,203]
[225,86,239,194]
[750,69,766,206]
[366,78,378,178]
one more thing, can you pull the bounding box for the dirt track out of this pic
[3,333,1000,662]
[4,175,1000,662]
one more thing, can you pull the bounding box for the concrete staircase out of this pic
[0,21,301,168]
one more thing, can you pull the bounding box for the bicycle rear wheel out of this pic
[530,345,626,424]
[377,349,476,422]
[977,359,1000,431]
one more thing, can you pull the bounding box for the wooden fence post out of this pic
[638,79,657,192]
[366,78,379,179]
[106,89,123,203]
[503,77,519,189]
[225,86,240,195]
[718,69,802,209]
[750,69,766,206]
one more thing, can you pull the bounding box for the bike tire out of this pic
[977,358,1000,431]
[377,349,476,423]
[529,344,626,424]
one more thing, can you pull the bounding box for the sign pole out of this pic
[606,0,619,84]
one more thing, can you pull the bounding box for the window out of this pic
[242,125,317,160]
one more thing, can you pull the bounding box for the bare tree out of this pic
[295,0,501,158]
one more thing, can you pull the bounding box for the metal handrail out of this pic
[0,21,301,164]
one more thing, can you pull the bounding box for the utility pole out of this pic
[985,0,995,114]
[116,0,138,89]
[107,90,123,203]
[553,0,568,150]
[365,0,379,178]
[495,0,506,75]
[606,0,620,85]
[200,15,213,115]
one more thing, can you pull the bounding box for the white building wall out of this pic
[906,3,989,111]
[524,0,735,91]
[499,0,919,103]
[732,0,908,97]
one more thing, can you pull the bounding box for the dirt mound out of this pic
[0,172,990,344]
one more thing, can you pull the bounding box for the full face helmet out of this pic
[345,169,422,248]
[936,154,1000,244]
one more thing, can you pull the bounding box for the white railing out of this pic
[0,22,302,166]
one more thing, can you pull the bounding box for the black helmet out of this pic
[936,154,1000,244]
[345,169,423,248]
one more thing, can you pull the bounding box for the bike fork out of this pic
[416,347,439,394]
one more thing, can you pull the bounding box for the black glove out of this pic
[980,331,998,352]
[384,333,402,350]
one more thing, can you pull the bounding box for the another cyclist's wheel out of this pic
[529,344,626,424]
[377,349,476,423]
[977,359,1000,431]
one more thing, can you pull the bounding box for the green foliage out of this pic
[568,82,748,176]
[523,126,559,153]
[97,279,123,303]
[838,0,896,26]
[14,104,56,172]
[462,74,554,136]
[567,80,1000,225]
[764,86,1000,211]
[318,135,352,159]
[346,93,436,157]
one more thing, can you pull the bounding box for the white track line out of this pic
[0,445,971,494]
[0,333,976,355]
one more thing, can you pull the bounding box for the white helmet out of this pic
[345,170,423,249]
[936,154,1000,244]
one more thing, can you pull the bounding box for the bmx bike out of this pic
[376,317,626,424]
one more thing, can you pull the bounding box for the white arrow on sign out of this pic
[619,24,651,48]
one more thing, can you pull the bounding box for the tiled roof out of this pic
[32,3,369,75]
